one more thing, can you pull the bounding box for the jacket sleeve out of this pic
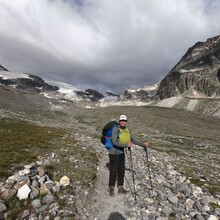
[112,126,127,148]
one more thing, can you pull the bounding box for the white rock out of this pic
[24,163,35,169]
[203,204,210,212]
[185,198,194,208]
[7,175,16,181]
[193,187,203,197]
[24,169,30,175]
[208,215,218,220]
[17,184,31,200]
[19,170,25,176]
[59,176,70,186]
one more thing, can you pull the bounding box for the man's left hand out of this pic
[143,141,149,148]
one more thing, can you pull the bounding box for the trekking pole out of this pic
[145,147,153,193]
[124,174,136,200]
[128,147,137,203]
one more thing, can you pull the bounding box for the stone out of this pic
[193,200,203,212]
[14,177,30,190]
[0,202,7,212]
[21,210,30,219]
[45,180,55,190]
[195,214,205,220]
[1,188,17,200]
[39,184,51,195]
[17,184,31,200]
[168,195,178,204]
[185,198,194,208]
[37,166,45,177]
[208,215,218,220]
[24,163,35,169]
[30,186,39,199]
[162,206,173,216]
[193,187,203,198]
[42,194,57,205]
[36,205,48,214]
[32,179,40,188]
[6,178,16,188]
[59,176,70,186]
[31,199,41,209]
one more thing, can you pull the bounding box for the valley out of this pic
[0,92,220,219]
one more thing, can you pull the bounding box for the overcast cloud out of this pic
[0,0,220,93]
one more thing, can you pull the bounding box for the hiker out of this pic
[108,114,149,197]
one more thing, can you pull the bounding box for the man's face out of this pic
[119,120,127,127]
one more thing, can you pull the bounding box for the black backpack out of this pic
[101,121,119,150]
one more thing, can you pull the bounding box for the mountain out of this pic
[0,70,118,107]
[0,70,59,92]
[122,35,220,101]
[122,83,159,102]
[119,35,220,117]
[0,64,8,71]
[157,35,220,99]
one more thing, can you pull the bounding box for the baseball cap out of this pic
[119,115,127,121]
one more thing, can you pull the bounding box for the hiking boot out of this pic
[118,186,127,194]
[109,187,114,197]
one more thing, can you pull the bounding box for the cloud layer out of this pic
[0,0,220,93]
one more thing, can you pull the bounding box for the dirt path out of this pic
[88,151,131,220]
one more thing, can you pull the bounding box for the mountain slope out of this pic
[157,35,220,99]
[118,36,220,117]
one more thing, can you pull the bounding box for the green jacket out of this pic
[109,125,144,155]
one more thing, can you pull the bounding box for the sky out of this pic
[0,0,220,94]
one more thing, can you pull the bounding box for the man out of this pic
[108,114,149,197]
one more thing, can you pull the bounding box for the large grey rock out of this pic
[21,210,30,219]
[31,199,41,209]
[42,194,57,205]
[0,202,7,212]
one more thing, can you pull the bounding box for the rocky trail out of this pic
[71,124,220,220]
[86,141,220,220]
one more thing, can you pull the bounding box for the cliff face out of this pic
[157,36,220,99]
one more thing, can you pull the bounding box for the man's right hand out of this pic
[127,141,132,148]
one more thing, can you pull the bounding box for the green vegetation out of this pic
[0,117,99,218]
[45,137,98,183]
[0,118,66,180]
[209,202,220,209]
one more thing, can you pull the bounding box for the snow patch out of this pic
[98,100,152,107]
[0,71,31,80]
[187,99,199,111]
[138,83,159,92]
[156,97,183,108]
[45,81,83,101]
[126,83,159,93]
[179,68,203,73]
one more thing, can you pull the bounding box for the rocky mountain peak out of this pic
[170,35,220,73]
[191,35,220,55]
[157,35,220,99]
